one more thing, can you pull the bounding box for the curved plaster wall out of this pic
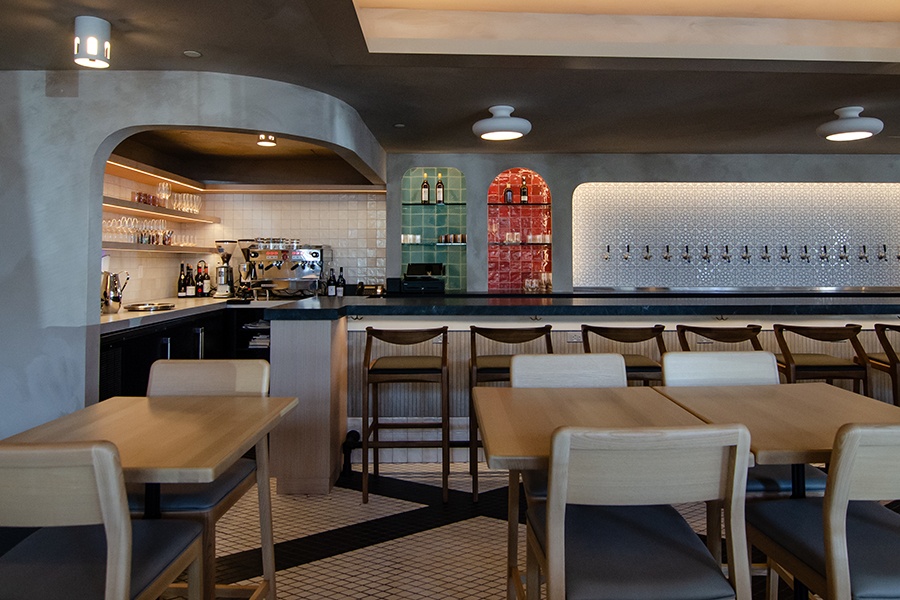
[0,69,385,437]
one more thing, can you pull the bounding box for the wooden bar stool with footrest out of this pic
[581,324,667,384]
[773,323,869,394]
[871,323,900,406]
[677,324,764,351]
[469,324,553,501]
[362,326,450,503]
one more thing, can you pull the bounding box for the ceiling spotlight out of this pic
[257,134,277,147]
[74,16,111,69]
[472,105,532,141]
[816,106,883,142]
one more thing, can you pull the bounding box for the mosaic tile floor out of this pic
[175,463,796,599]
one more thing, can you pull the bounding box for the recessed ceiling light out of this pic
[257,133,277,147]
[394,123,406,128]
[183,50,203,58]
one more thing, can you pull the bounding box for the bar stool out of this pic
[581,324,666,384]
[469,324,553,501]
[362,326,450,503]
[872,323,900,406]
[676,324,764,351]
[773,323,869,394]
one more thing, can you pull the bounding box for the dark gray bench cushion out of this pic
[128,457,255,512]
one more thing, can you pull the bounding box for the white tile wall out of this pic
[101,175,386,302]
[573,182,900,288]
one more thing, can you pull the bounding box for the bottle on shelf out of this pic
[520,176,528,203]
[177,262,186,298]
[436,172,444,204]
[197,260,210,297]
[336,267,346,297]
[185,263,196,297]
[421,173,430,204]
[326,268,337,296]
[504,183,513,204]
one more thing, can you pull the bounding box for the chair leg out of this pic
[507,470,521,600]
[198,516,217,600]
[705,500,722,564]
[187,548,203,600]
[372,385,380,477]
[892,370,900,407]
[441,373,450,503]
[765,560,779,600]
[469,380,479,502]
[362,383,370,503]
[525,538,541,600]
[256,438,277,600]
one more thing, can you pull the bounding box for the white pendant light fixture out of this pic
[257,134,277,147]
[472,105,532,141]
[816,106,883,142]
[73,16,111,69]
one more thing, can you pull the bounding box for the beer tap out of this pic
[662,245,672,261]
[819,245,829,262]
[878,244,888,261]
[682,245,692,263]
[858,245,869,263]
[642,245,653,261]
[721,245,732,263]
[622,244,631,261]
[780,245,791,262]
[700,245,711,262]
[799,245,810,262]
[761,245,771,262]
[602,245,610,261]
[838,245,849,262]
[740,245,751,263]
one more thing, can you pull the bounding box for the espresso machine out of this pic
[238,238,332,298]
[214,240,237,298]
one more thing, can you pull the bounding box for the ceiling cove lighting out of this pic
[257,134,277,147]
[73,16,111,69]
[472,105,532,141]
[816,106,883,142]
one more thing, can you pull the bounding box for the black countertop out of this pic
[264,288,900,321]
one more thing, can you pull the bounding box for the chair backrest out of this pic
[510,353,627,388]
[676,324,764,351]
[147,359,270,396]
[364,326,448,363]
[772,323,867,363]
[0,442,131,598]
[875,323,900,365]
[470,325,553,359]
[823,423,900,599]
[662,351,780,386]
[545,424,751,600]
[581,324,666,356]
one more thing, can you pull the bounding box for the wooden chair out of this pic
[677,324,764,351]
[0,441,203,600]
[508,353,627,599]
[469,325,553,501]
[131,358,270,600]
[526,425,752,600]
[363,326,450,503]
[871,323,900,406]
[662,351,827,560]
[581,324,667,384]
[773,323,869,394]
[747,423,900,600]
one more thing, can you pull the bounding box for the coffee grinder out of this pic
[214,240,237,298]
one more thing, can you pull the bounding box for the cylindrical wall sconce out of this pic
[74,16,111,69]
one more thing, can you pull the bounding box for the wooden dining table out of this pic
[473,385,706,600]
[2,394,298,600]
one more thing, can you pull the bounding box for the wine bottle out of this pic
[520,176,528,203]
[435,172,444,204]
[201,263,211,297]
[185,263,196,297]
[421,173,430,204]
[177,262,186,298]
[336,267,346,297]
[504,183,513,204]
[326,268,337,296]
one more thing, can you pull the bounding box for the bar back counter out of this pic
[264,288,900,494]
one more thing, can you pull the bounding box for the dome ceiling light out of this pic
[472,105,532,141]
[816,106,883,142]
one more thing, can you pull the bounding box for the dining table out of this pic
[1,394,298,600]
[473,385,707,600]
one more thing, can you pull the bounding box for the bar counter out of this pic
[263,287,900,496]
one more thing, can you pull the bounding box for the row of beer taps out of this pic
[603,244,899,264]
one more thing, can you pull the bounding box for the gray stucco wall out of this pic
[0,70,385,438]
